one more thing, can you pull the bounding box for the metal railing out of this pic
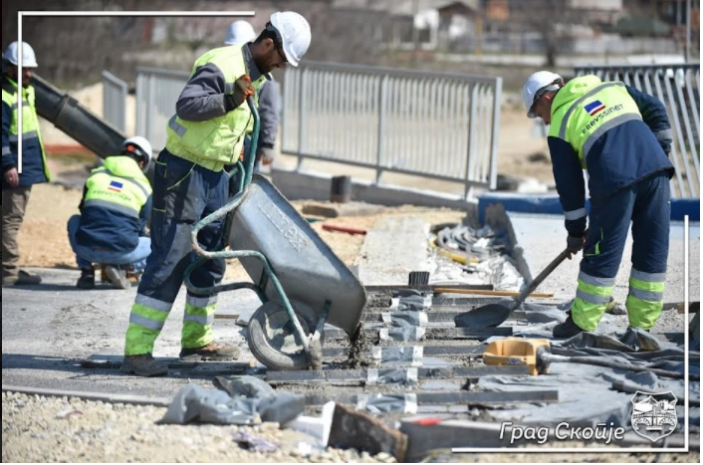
[101,71,128,133]
[282,62,502,196]
[575,63,701,199]
[135,67,190,152]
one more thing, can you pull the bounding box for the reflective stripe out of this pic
[186,294,218,309]
[655,129,673,142]
[578,272,616,288]
[583,113,643,160]
[10,101,30,111]
[169,115,187,137]
[576,289,612,305]
[559,82,626,140]
[135,294,173,313]
[631,269,666,283]
[8,130,39,142]
[100,168,151,199]
[2,147,11,156]
[629,287,664,302]
[564,208,587,221]
[83,199,140,218]
[130,313,165,331]
[184,313,215,326]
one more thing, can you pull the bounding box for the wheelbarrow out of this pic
[184,96,366,371]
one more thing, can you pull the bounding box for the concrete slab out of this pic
[357,217,431,285]
[271,168,477,212]
[506,212,700,334]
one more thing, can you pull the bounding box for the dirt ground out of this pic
[16,158,466,282]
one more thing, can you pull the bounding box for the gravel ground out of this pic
[4,392,698,464]
[1,392,395,464]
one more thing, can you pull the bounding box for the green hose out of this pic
[183,95,311,357]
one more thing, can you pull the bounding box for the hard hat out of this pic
[522,71,563,118]
[122,136,153,170]
[3,41,38,68]
[224,20,256,46]
[270,12,311,67]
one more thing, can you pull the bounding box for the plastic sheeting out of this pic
[160,381,305,426]
[478,329,700,431]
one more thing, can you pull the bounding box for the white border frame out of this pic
[16,10,255,172]
[453,216,693,454]
[13,7,696,458]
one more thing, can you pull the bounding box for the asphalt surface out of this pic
[2,268,261,399]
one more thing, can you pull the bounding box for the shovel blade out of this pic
[454,301,513,329]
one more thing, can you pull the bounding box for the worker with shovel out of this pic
[522,71,674,338]
[121,12,311,377]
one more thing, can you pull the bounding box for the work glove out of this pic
[257,146,276,167]
[224,75,255,112]
[566,233,586,260]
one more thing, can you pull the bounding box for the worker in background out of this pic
[1,41,49,287]
[121,12,312,377]
[224,20,282,174]
[67,137,153,290]
[522,71,674,338]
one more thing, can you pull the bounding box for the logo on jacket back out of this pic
[584,100,606,116]
[108,181,124,193]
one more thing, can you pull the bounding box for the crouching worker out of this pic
[67,137,153,290]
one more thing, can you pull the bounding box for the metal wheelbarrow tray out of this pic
[228,175,366,369]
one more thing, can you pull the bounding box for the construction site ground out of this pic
[3,157,700,463]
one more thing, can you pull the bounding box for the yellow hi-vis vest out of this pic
[1,77,50,180]
[83,156,152,219]
[165,46,266,172]
[549,75,643,168]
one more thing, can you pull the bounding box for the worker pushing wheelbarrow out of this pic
[184,95,366,371]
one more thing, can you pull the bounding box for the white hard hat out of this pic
[225,20,256,46]
[123,136,153,170]
[270,11,311,67]
[522,71,563,118]
[3,41,38,68]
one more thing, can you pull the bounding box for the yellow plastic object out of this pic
[483,338,551,376]
[428,240,479,265]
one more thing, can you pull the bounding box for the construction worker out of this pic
[67,137,153,290]
[522,71,674,338]
[1,41,49,287]
[225,20,282,174]
[121,12,312,377]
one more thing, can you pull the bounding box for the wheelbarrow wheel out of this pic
[247,299,321,371]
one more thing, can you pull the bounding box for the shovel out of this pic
[455,247,571,329]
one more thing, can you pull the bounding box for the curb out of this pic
[478,193,700,224]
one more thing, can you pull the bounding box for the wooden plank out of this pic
[433,288,554,298]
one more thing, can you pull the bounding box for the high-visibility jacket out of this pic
[1,76,50,188]
[547,75,674,236]
[77,156,152,253]
[165,45,266,172]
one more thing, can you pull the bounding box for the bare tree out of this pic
[509,0,584,67]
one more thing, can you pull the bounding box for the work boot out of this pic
[553,313,586,338]
[104,265,130,290]
[2,270,42,286]
[121,354,169,377]
[76,268,95,290]
[179,342,241,362]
